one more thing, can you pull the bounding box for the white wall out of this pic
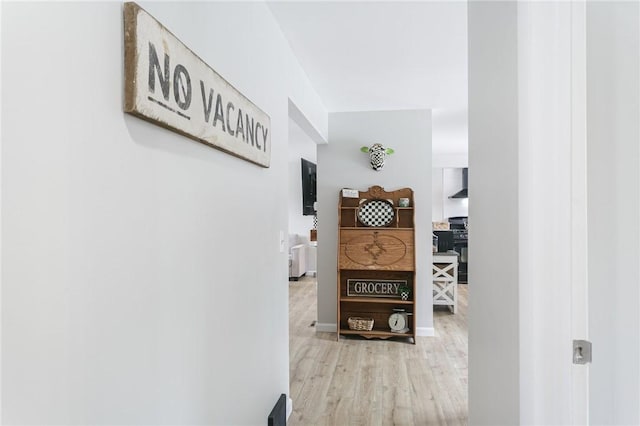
[0,0,3,419]
[517,3,575,424]
[316,110,432,335]
[587,2,640,424]
[432,153,468,168]
[432,168,444,222]
[431,168,468,222]
[431,108,468,158]
[287,118,316,247]
[469,2,640,425]
[469,3,580,424]
[1,2,327,424]
[468,2,520,424]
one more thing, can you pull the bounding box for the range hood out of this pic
[449,168,468,199]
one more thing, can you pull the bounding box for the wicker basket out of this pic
[348,317,374,331]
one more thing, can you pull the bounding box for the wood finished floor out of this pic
[289,276,468,426]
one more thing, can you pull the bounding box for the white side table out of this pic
[433,251,459,314]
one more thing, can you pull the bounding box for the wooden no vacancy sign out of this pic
[123,2,271,167]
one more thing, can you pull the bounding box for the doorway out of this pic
[468,2,640,424]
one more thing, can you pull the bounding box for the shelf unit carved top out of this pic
[369,185,385,198]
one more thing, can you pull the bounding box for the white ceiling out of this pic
[267,1,468,155]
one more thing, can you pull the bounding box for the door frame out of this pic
[468,2,590,423]
[569,1,589,424]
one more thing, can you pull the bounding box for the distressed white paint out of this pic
[125,2,271,167]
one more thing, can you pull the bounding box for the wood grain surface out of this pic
[290,276,468,426]
[339,229,415,270]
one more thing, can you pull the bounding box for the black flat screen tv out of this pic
[301,158,317,216]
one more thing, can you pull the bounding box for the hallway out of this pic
[289,277,468,425]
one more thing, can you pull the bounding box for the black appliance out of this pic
[448,216,468,283]
[449,168,468,199]
[433,230,454,253]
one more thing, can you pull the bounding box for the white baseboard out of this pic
[416,327,435,337]
[315,322,337,333]
[286,396,293,420]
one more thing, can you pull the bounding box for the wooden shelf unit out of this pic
[337,185,416,344]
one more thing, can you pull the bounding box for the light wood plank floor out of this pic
[289,276,468,426]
